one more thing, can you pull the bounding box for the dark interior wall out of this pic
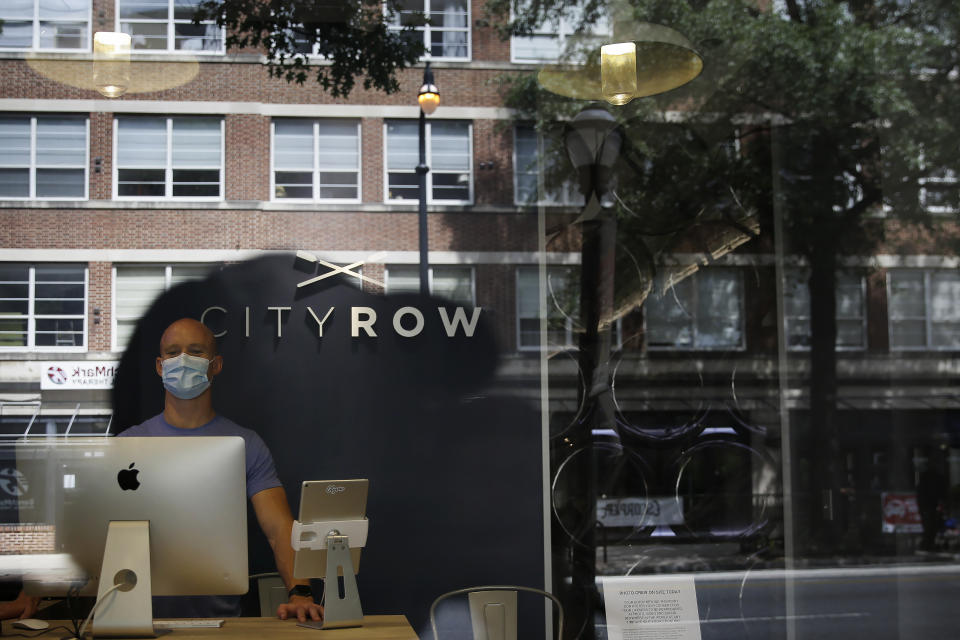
[111,254,545,632]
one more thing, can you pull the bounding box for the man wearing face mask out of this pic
[120,318,322,623]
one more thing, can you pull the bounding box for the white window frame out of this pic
[886,269,960,351]
[111,263,214,351]
[116,0,225,54]
[920,169,958,214]
[384,265,476,306]
[512,124,583,206]
[510,4,611,64]
[270,118,362,203]
[387,0,471,61]
[0,264,88,352]
[515,266,622,353]
[783,269,868,352]
[644,268,746,352]
[0,114,89,201]
[113,116,225,201]
[383,120,473,205]
[0,0,92,51]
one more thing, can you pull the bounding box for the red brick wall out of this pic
[93,0,115,35]
[0,209,555,253]
[476,264,517,351]
[0,524,55,554]
[88,261,112,352]
[362,117,385,203]
[473,0,512,63]
[225,114,270,201]
[473,120,513,205]
[90,111,113,200]
[362,264,386,295]
[867,269,889,351]
[1,60,513,107]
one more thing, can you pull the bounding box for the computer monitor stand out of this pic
[92,521,155,638]
[300,533,363,630]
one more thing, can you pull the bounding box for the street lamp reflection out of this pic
[93,32,132,98]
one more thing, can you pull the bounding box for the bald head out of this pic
[158,318,218,359]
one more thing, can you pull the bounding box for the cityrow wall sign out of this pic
[40,362,120,390]
[198,251,482,340]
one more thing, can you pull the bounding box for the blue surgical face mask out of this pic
[161,353,212,400]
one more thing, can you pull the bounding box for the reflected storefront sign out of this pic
[39,362,119,390]
[597,497,684,527]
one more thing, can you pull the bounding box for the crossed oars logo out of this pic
[295,250,386,289]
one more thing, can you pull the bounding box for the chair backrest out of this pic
[250,572,287,617]
[429,585,564,640]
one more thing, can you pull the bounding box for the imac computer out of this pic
[14,436,248,637]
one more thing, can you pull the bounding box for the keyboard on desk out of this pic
[154,619,225,629]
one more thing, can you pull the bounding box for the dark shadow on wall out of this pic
[111,253,545,632]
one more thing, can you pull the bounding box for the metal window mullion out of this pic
[924,270,933,349]
[82,266,88,348]
[314,120,321,200]
[690,273,700,349]
[352,119,362,198]
[33,0,43,49]
[27,266,36,348]
[167,0,174,51]
[469,266,476,307]
[425,121,433,203]
[29,116,38,198]
[166,117,173,197]
[269,119,276,200]
[467,122,474,203]
[422,0,431,52]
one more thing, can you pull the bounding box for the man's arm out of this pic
[0,591,39,620]
[250,486,323,622]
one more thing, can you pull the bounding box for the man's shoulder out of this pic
[210,415,260,440]
[118,413,165,436]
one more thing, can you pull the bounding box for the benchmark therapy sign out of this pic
[40,361,119,390]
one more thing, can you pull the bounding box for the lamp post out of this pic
[416,62,440,296]
[536,21,702,640]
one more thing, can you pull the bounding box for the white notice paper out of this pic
[602,575,701,640]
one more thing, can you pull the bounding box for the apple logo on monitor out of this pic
[117,463,140,491]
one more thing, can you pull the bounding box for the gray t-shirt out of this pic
[119,413,283,618]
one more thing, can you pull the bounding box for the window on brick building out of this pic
[385,120,471,203]
[388,0,469,60]
[118,0,223,53]
[112,264,214,351]
[645,268,744,350]
[385,266,474,305]
[517,266,578,350]
[510,3,610,63]
[516,266,622,351]
[888,269,960,350]
[0,264,86,350]
[514,125,584,206]
[0,412,112,436]
[272,119,360,201]
[783,269,866,350]
[115,116,223,199]
[0,115,88,200]
[0,0,90,50]
[920,168,959,214]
